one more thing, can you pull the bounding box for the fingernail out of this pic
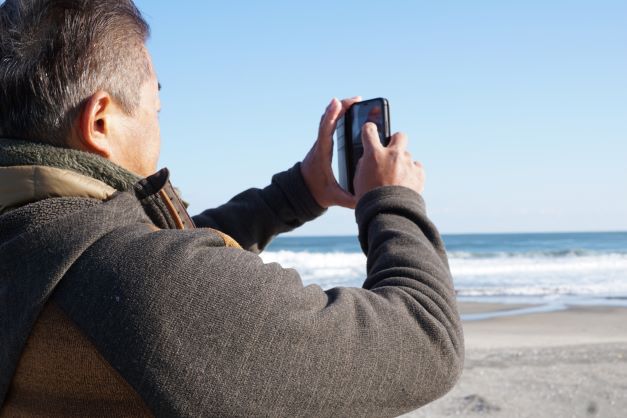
[328,98,337,110]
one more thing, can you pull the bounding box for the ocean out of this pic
[262,232,627,309]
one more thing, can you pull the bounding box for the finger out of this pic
[388,132,408,150]
[318,96,361,142]
[361,122,384,154]
[338,96,362,119]
[318,98,342,142]
[318,100,335,131]
[340,96,362,111]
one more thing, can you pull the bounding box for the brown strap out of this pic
[204,228,242,249]
[158,182,195,230]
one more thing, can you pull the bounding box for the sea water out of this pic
[262,232,627,308]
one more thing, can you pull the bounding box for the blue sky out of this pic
[135,0,626,235]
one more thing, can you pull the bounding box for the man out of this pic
[0,0,463,416]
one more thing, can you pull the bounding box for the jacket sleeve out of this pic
[192,163,325,253]
[54,185,464,418]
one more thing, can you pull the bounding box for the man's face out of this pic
[116,51,162,177]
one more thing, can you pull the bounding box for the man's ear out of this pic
[78,91,115,158]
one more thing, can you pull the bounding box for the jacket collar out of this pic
[0,165,116,214]
[0,138,194,229]
[0,138,140,191]
[133,168,196,230]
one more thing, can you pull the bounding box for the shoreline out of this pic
[401,303,627,417]
[457,297,627,321]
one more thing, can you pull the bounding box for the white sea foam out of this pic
[446,249,620,259]
[261,251,367,289]
[260,250,627,299]
[450,253,627,297]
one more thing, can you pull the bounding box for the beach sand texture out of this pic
[401,304,627,418]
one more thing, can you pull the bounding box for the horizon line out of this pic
[282,229,627,238]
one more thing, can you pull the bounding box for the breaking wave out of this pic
[260,250,627,299]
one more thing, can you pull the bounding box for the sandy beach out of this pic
[401,303,627,418]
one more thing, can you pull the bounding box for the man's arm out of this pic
[54,185,463,418]
[192,163,325,253]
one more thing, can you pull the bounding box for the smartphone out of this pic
[336,98,391,194]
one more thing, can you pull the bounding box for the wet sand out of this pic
[401,303,627,418]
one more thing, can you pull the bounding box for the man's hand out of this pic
[301,97,360,209]
[354,122,425,200]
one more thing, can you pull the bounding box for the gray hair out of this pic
[0,0,151,146]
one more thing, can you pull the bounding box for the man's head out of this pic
[0,0,161,176]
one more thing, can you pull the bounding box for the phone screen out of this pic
[350,101,387,145]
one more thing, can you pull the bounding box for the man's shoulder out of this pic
[0,196,101,240]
